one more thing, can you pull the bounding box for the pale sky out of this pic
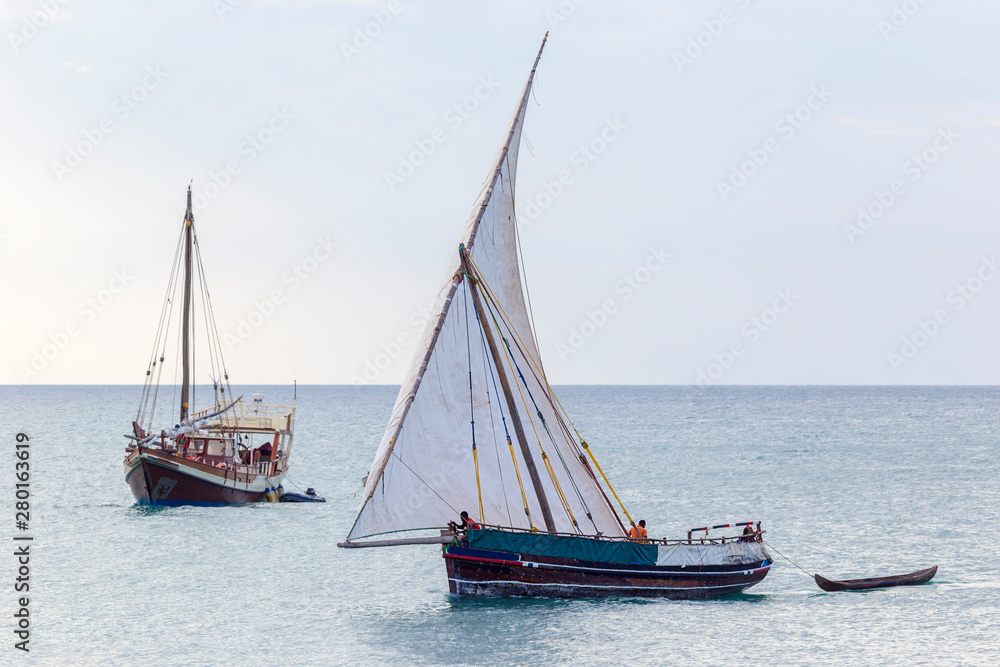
[2,0,999,385]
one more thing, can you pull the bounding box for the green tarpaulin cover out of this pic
[465,529,657,566]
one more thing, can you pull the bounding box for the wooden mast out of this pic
[460,246,556,533]
[179,186,194,422]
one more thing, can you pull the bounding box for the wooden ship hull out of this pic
[444,547,769,599]
[124,446,278,506]
[441,529,770,599]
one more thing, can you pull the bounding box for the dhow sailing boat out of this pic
[123,187,295,505]
[339,36,772,598]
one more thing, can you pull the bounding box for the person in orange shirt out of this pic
[628,520,647,540]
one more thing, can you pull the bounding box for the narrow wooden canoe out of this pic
[815,565,937,592]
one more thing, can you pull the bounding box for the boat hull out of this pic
[444,544,770,599]
[814,565,937,592]
[125,451,271,506]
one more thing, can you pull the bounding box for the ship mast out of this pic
[179,186,194,422]
[460,247,556,533]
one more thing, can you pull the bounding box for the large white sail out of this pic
[347,37,625,542]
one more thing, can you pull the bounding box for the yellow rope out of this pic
[482,280,579,532]
[507,435,535,530]
[541,451,578,532]
[468,271,533,530]
[479,324,513,526]
[472,446,484,524]
[579,439,634,527]
[468,253,633,528]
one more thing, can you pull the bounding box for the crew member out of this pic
[628,520,647,540]
[255,440,274,461]
[456,511,481,531]
[742,523,755,542]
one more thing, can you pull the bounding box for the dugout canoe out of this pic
[814,565,937,592]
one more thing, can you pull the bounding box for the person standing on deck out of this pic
[628,520,647,540]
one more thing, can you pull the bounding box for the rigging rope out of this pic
[138,224,185,426]
[191,226,233,405]
[466,252,634,531]
[480,332,512,526]
[479,289,579,533]
[471,273,534,530]
[389,451,461,517]
[481,286,596,533]
[462,279,485,523]
[509,166,541,357]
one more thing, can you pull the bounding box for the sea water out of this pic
[1,385,997,665]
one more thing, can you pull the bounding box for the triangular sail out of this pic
[347,35,626,542]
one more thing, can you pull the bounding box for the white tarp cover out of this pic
[656,542,771,567]
[347,46,625,542]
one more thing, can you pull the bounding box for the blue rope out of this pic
[463,279,476,453]
[474,283,510,443]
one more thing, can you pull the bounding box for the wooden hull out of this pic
[814,565,937,592]
[124,449,272,506]
[444,545,770,599]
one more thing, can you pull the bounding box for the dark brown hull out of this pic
[444,546,770,599]
[814,565,937,592]
[125,455,266,506]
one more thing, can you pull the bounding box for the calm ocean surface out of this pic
[1,385,997,666]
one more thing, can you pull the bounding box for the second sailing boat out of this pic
[123,187,295,505]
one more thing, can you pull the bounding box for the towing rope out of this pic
[762,539,815,579]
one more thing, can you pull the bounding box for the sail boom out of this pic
[337,535,455,549]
